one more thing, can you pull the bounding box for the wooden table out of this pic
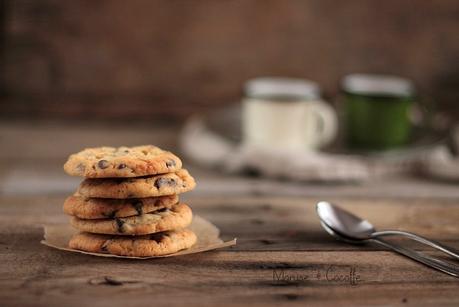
[1,122,459,306]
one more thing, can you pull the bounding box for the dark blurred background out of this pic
[1,0,458,122]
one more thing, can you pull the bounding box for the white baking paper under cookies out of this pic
[41,215,237,259]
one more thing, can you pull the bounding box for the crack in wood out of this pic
[88,276,144,286]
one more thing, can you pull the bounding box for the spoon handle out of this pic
[372,238,459,278]
[372,230,459,260]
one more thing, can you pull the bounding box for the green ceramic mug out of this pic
[342,74,416,150]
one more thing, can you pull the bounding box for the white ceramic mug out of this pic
[242,77,338,151]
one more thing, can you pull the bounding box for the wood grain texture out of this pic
[1,0,459,120]
[1,123,459,305]
[1,195,458,306]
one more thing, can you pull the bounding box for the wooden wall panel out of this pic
[1,0,458,120]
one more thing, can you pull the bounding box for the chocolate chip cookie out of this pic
[69,228,197,257]
[78,169,196,199]
[63,194,179,219]
[70,202,192,235]
[64,145,182,178]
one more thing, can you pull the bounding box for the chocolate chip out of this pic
[101,242,109,252]
[105,210,118,219]
[155,207,168,213]
[131,200,143,215]
[117,163,127,169]
[154,178,176,189]
[115,218,125,233]
[98,160,109,169]
[166,160,176,168]
[149,233,161,242]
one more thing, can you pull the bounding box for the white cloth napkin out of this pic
[180,117,455,182]
[422,145,459,181]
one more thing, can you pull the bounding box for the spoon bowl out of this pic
[316,201,375,241]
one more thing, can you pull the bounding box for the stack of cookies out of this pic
[62,145,197,257]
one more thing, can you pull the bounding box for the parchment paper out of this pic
[41,215,236,259]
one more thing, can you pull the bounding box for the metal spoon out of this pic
[316,201,459,278]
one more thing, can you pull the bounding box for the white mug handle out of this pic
[309,100,338,148]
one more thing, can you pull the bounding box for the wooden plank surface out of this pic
[1,195,458,306]
[2,123,459,306]
[3,1,459,120]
